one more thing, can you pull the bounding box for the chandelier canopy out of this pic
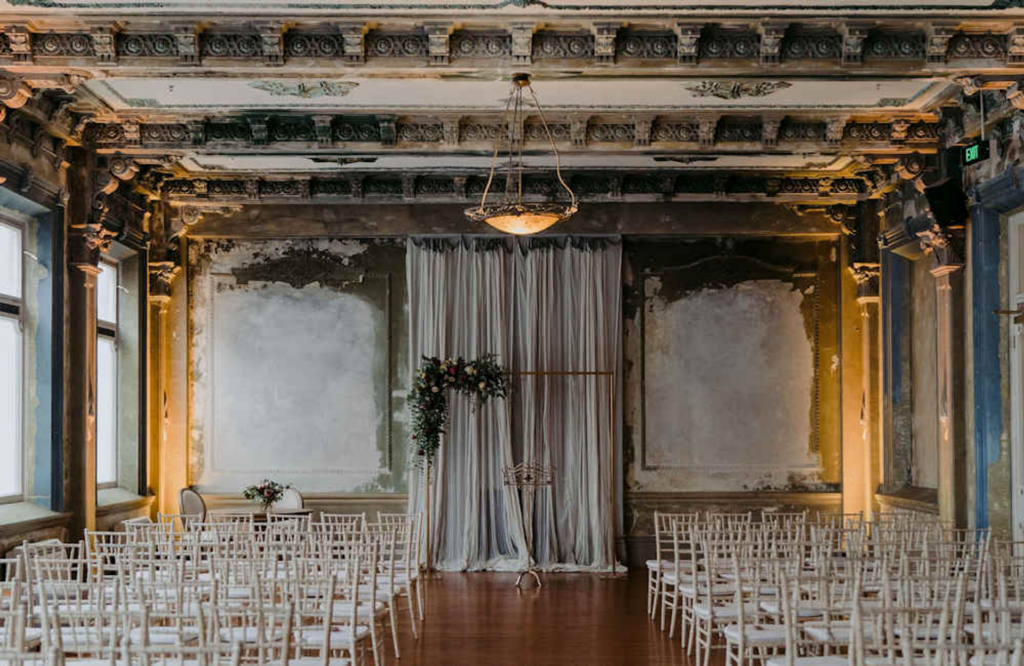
[464,73,578,235]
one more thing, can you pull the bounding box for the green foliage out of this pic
[409,354,509,466]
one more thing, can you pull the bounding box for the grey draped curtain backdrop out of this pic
[407,236,622,571]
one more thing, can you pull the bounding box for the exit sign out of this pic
[962,140,990,166]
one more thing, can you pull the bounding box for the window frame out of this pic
[0,217,25,504]
[96,258,119,490]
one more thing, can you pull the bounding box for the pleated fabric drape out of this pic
[406,236,622,571]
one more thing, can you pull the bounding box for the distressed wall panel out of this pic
[188,238,408,494]
[624,238,841,495]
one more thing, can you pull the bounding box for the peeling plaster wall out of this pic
[187,238,408,494]
[623,238,842,496]
[909,256,940,489]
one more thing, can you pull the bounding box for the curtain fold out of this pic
[407,236,621,571]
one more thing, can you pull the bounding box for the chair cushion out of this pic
[693,602,761,620]
[723,624,787,645]
[767,657,847,666]
[296,625,371,647]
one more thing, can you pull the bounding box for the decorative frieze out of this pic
[699,28,759,60]
[90,26,118,64]
[1008,26,1024,65]
[717,120,763,143]
[616,31,675,59]
[587,123,634,143]
[926,24,957,63]
[255,22,285,65]
[398,123,444,142]
[334,121,380,142]
[365,31,428,58]
[652,122,701,142]
[32,33,94,57]
[863,31,927,60]
[762,116,782,148]
[532,32,594,59]
[450,32,511,59]
[780,121,826,142]
[171,24,201,66]
[117,33,177,57]
[948,32,1007,60]
[782,32,842,61]
[200,32,262,58]
[4,27,33,63]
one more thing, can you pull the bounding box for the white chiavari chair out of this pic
[39,600,134,663]
[765,571,852,666]
[724,552,789,666]
[209,601,292,663]
[292,557,374,666]
[693,536,762,666]
[648,512,700,621]
[319,513,366,533]
[378,512,424,622]
[362,526,402,660]
[123,641,243,666]
[129,580,216,647]
[366,521,418,635]
[156,513,201,534]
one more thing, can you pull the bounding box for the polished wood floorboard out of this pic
[391,571,703,666]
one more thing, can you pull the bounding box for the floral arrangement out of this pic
[410,354,509,466]
[242,479,289,508]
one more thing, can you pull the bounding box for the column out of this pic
[920,226,966,525]
[852,265,882,520]
[148,257,179,516]
[67,222,113,537]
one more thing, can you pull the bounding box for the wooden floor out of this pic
[391,570,698,666]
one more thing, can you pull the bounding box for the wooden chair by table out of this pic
[277,487,304,511]
[179,487,208,527]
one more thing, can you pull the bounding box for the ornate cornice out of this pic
[156,171,877,206]
[83,115,940,153]
[0,21,1017,73]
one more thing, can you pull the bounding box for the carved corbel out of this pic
[452,175,468,200]
[1009,26,1024,65]
[826,118,847,147]
[570,116,589,149]
[311,115,333,147]
[826,204,856,236]
[895,152,926,180]
[698,116,719,148]
[402,174,417,200]
[423,22,453,66]
[94,170,120,196]
[592,22,620,65]
[254,21,286,66]
[338,22,367,63]
[69,221,117,268]
[3,27,33,63]
[850,263,881,301]
[0,76,32,110]
[509,23,535,65]
[90,24,120,64]
[675,23,702,65]
[634,115,655,148]
[377,115,397,147]
[890,118,911,143]
[1007,82,1024,110]
[442,117,461,147]
[122,121,140,146]
[840,23,872,65]
[247,116,268,145]
[954,75,984,97]
[179,205,204,228]
[761,115,783,148]
[108,155,139,183]
[148,260,180,306]
[918,223,964,272]
[925,23,956,64]
[171,23,202,66]
[187,119,205,146]
[758,22,788,66]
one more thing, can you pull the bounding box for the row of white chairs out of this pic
[0,511,425,665]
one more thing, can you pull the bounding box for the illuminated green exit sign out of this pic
[962,140,990,166]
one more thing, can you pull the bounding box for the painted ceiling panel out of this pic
[87,76,942,112]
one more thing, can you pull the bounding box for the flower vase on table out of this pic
[242,479,288,514]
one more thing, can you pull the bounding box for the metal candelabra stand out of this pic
[502,461,555,588]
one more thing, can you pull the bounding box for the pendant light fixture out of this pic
[464,73,578,235]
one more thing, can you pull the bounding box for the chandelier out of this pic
[465,73,578,235]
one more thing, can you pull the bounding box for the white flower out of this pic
[431,386,440,393]
[478,381,487,390]
[466,366,475,375]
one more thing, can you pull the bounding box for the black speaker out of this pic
[924,177,968,227]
